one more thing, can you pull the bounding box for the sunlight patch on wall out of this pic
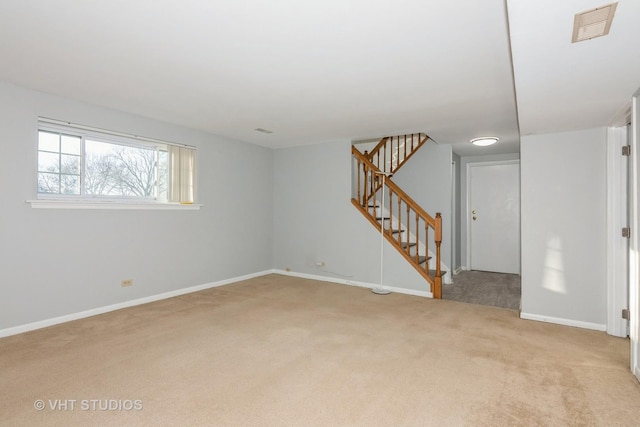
[542,234,567,294]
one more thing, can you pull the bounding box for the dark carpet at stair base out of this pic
[1,274,638,426]
[444,270,521,310]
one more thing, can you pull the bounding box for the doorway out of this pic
[444,159,521,310]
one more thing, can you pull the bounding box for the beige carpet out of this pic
[1,274,639,426]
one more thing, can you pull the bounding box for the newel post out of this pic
[434,212,443,299]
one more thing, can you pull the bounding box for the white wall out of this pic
[0,82,274,330]
[273,140,431,293]
[0,81,611,334]
[520,128,607,329]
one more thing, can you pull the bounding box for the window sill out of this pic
[26,199,203,210]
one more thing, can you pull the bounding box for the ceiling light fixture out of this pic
[572,2,618,43]
[470,137,499,147]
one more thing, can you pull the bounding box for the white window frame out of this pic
[28,118,201,210]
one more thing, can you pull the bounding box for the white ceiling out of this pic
[0,1,638,156]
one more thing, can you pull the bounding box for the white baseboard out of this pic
[453,267,463,275]
[273,269,433,298]
[0,270,275,339]
[520,312,606,332]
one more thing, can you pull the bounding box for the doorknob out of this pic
[472,210,476,214]
[473,216,477,221]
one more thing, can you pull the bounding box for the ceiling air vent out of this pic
[572,2,618,43]
[254,128,274,134]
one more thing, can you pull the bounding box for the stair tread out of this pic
[404,255,431,264]
[429,269,447,277]
[400,242,417,248]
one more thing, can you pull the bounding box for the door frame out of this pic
[606,106,631,338]
[466,159,521,271]
[451,159,457,277]
[631,89,640,382]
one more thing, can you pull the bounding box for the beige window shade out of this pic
[168,146,196,203]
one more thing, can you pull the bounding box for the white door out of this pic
[469,161,520,274]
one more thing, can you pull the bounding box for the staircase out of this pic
[351,133,444,298]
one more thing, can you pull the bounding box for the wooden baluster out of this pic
[388,138,392,173]
[357,157,362,205]
[370,168,375,209]
[379,180,384,235]
[371,170,376,208]
[403,134,407,163]
[372,171,377,219]
[397,192,402,246]
[388,138,391,174]
[363,163,368,208]
[396,137,400,173]
[396,136,400,172]
[378,141,387,172]
[394,137,397,172]
[386,187,392,238]
[383,139,387,174]
[425,220,429,272]
[389,185,394,238]
[369,169,375,216]
[391,137,395,173]
[415,209,419,265]
[362,167,371,211]
[408,202,411,256]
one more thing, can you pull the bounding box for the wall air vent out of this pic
[572,2,618,43]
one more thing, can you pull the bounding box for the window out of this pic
[35,118,196,207]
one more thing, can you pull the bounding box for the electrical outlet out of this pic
[121,279,133,287]
[315,261,325,267]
